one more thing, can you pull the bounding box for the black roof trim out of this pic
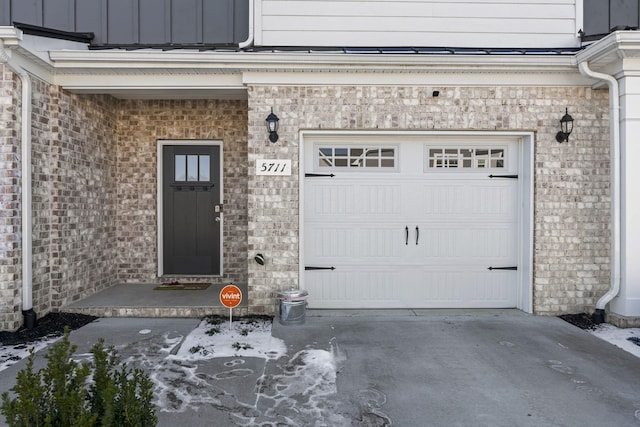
[244,46,583,55]
[87,44,582,55]
[89,43,240,52]
[13,22,94,43]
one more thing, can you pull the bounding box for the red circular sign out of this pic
[220,285,242,308]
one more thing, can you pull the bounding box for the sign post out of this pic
[219,284,242,329]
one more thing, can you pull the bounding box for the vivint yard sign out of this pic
[220,284,242,327]
[255,159,291,176]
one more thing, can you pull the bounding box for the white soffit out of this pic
[47,50,593,90]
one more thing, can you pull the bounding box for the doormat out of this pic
[154,282,211,290]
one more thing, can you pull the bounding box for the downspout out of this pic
[238,0,254,49]
[0,41,35,329]
[577,61,621,324]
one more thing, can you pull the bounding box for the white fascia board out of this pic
[54,72,244,90]
[577,31,640,67]
[242,70,593,87]
[0,27,22,43]
[5,46,54,84]
[48,49,579,71]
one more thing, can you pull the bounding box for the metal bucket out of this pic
[277,289,309,325]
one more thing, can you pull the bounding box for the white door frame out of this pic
[299,130,535,312]
[156,139,224,277]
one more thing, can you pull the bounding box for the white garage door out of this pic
[303,137,520,309]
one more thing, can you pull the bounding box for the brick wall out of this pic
[116,99,248,287]
[247,85,611,315]
[0,68,119,329]
[30,80,118,314]
[0,65,21,330]
[45,88,118,310]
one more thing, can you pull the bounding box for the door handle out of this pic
[405,226,409,245]
[416,226,419,245]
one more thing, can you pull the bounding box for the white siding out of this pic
[255,0,580,48]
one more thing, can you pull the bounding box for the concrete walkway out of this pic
[1,311,640,426]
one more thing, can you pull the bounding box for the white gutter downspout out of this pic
[578,61,621,324]
[0,41,35,329]
[238,0,254,49]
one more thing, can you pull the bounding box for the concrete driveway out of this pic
[1,310,640,426]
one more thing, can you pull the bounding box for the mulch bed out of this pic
[558,313,599,330]
[0,312,98,346]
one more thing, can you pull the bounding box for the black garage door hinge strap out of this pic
[305,173,335,178]
[305,266,336,271]
[488,174,518,179]
[487,266,518,271]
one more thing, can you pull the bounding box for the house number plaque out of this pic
[256,159,292,176]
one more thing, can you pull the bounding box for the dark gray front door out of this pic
[163,145,221,275]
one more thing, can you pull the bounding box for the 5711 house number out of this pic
[255,159,292,176]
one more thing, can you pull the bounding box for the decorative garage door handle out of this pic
[305,266,336,271]
[487,266,518,271]
[415,226,419,245]
[405,226,409,245]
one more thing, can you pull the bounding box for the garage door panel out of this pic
[306,225,355,258]
[417,181,516,219]
[469,183,517,217]
[358,183,403,216]
[305,183,357,217]
[306,268,403,308]
[305,181,403,220]
[306,223,414,262]
[411,269,517,308]
[418,183,469,215]
[304,139,520,309]
[415,226,515,260]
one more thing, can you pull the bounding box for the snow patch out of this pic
[169,318,286,361]
[0,336,61,372]
[589,324,640,359]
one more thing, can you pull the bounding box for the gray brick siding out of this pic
[247,85,611,316]
[0,71,614,328]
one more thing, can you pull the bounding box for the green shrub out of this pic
[1,330,157,427]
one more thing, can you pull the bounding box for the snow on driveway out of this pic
[589,324,640,358]
[2,316,640,425]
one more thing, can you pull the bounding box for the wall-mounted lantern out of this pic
[266,108,279,143]
[555,108,574,143]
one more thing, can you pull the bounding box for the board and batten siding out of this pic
[0,0,249,46]
[254,0,582,48]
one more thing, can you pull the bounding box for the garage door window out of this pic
[318,146,396,169]
[428,147,505,169]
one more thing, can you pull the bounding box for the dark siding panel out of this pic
[203,0,232,43]
[0,0,11,26]
[610,0,639,28]
[584,0,610,35]
[43,0,74,32]
[107,0,138,44]
[10,0,43,26]
[233,0,249,43]
[76,0,106,43]
[584,0,640,37]
[171,0,201,44]
[5,0,249,46]
[139,0,170,44]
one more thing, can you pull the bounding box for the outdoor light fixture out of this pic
[266,108,279,143]
[555,108,574,143]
